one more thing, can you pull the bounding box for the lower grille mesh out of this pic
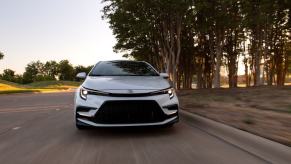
[92,100,166,124]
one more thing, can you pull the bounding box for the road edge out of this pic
[0,88,76,95]
[180,109,291,164]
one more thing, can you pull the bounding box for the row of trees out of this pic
[0,59,93,84]
[103,0,291,88]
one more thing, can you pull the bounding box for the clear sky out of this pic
[0,0,124,74]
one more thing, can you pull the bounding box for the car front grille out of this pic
[92,100,167,124]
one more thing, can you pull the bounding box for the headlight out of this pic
[152,88,175,99]
[80,87,88,100]
[168,88,174,99]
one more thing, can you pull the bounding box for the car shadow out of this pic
[75,125,178,139]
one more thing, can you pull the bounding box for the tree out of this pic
[103,0,189,88]
[103,0,291,89]
[23,61,40,83]
[74,65,93,74]
[58,60,74,81]
[22,60,60,83]
[224,0,245,88]
[0,51,3,60]
[44,61,59,79]
[0,69,15,82]
[13,75,23,84]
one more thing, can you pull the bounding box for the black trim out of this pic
[163,104,179,110]
[76,106,95,112]
[90,100,177,124]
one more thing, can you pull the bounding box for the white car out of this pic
[74,60,179,129]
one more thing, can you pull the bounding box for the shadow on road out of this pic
[74,126,178,139]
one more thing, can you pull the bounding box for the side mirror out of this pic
[160,73,169,79]
[76,72,87,79]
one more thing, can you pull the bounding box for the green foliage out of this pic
[44,60,59,79]
[74,65,94,74]
[0,79,81,94]
[0,69,15,82]
[103,0,291,88]
[0,51,3,60]
[27,81,81,88]
[103,0,188,70]
[103,0,157,60]
[13,75,24,84]
[1,60,91,84]
[58,60,74,81]
[243,115,255,125]
[22,61,42,83]
[0,69,23,84]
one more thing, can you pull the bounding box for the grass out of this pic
[0,80,81,94]
[242,116,255,125]
[178,87,291,146]
[27,81,81,88]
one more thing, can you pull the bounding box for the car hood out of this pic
[82,76,171,93]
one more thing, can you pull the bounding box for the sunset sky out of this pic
[0,0,247,75]
[0,0,124,74]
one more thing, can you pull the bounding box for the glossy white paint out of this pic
[82,76,171,91]
[76,72,87,79]
[74,61,179,127]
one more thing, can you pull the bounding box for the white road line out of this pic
[12,127,21,130]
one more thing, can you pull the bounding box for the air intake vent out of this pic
[92,100,167,124]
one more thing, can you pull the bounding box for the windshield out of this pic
[89,61,159,76]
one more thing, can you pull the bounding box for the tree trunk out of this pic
[213,31,223,88]
[254,26,262,86]
[244,61,249,87]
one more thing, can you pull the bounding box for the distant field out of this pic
[0,80,81,94]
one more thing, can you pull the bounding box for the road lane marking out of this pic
[2,104,70,109]
[0,108,54,114]
[0,104,72,111]
[12,127,21,130]
[0,104,73,111]
[0,106,72,114]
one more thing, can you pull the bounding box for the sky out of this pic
[0,0,124,74]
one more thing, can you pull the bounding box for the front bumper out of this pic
[77,116,179,127]
[74,89,179,127]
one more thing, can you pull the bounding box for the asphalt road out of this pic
[0,92,273,164]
